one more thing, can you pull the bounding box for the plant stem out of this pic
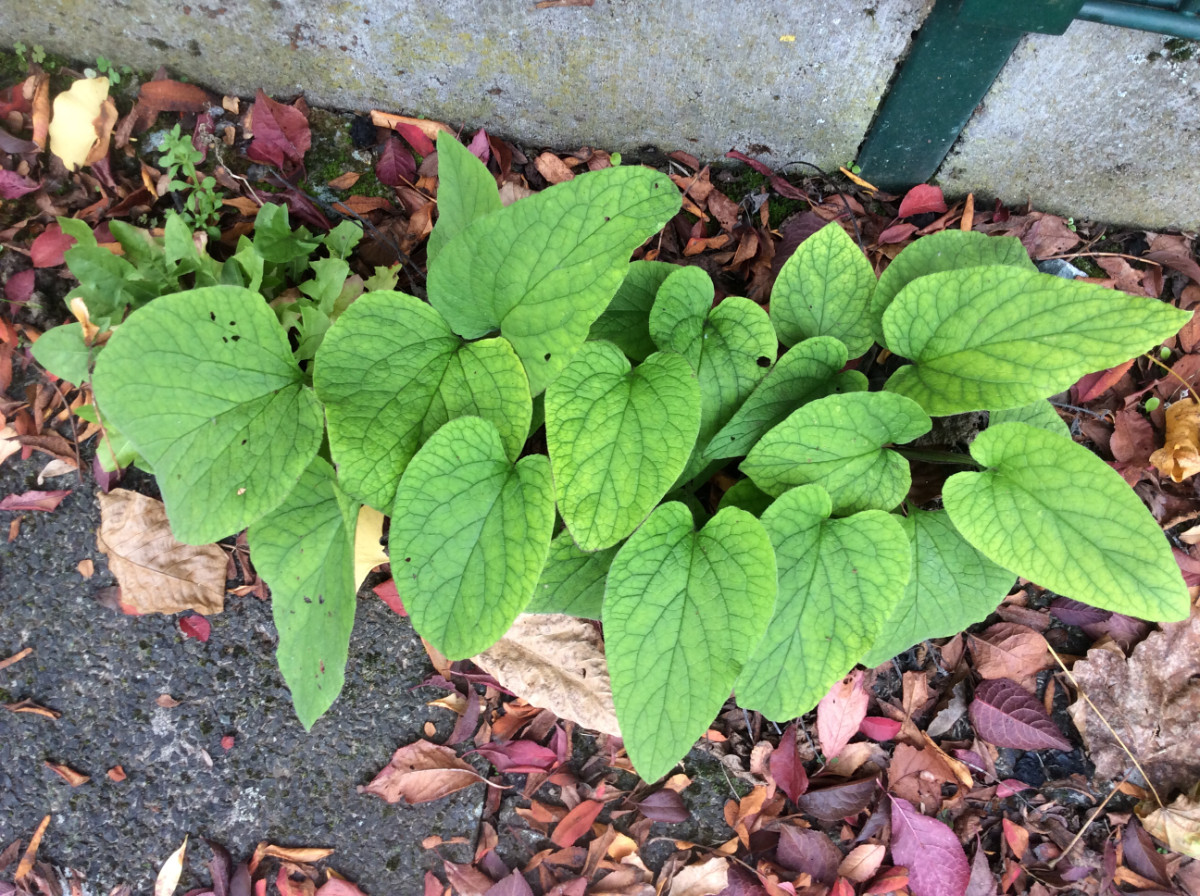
[896,447,981,468]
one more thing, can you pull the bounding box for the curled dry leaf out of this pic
[15,815,49,881]
[45,761,89,786]
[472,613,620,737]
[667,856,729,896]
[98,489,226,615]
[361,740,497,805]
[817,670,869,759]
[48,77,117,170]
[1138,782,1200,860]
[1150,400,1200,482]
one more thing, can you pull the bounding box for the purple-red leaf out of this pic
[467,128,491,164]
[859,716,902,742]
[794,775,877,822]
[469,740,557,773]
[0,489,71,512]
[0,170,40,199]
[246,90,311,172]
[890,796,970,896]
[483,872,534,896]
[636,788,691,823]
[372,578,406,616]
[897,184,947,218]
[1048,597,1110,628]
[725,149,775,177]
[394,122,435,157]
[776,827,840,884]
[5,268,36,307]
[817,670,869,758]
[769,722,809,803]
[965,839,997,896]
[969,678,1071,751]
[179,614,211,642]
[376,135,416,187]
[30,224,76,268]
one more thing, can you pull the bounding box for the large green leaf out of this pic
[860,509,1014,668]
[390,417,555,659]
[545,341,701,550]
[247,458,357,730]
[604,503,776,781]
[989,400,1070,437]
[589,260,677,362]
[883,267,1192,415]
[770,221,877,356]
[427,130,502,264]
[648,265,713,369]
[314,291,530,511]
[525,531,617,618]
[427,166,681,394]
[742,392,930,514]
[869,231,1033,340]
[735,485,910,721]
[31,322,92,385]
[944,422,1190,621]
[702,336,866,462]
[91,286,323,544]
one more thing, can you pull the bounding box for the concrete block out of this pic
[1,0,930,168]
[936,21,1200,230]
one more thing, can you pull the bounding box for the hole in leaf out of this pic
[756,356,771,368]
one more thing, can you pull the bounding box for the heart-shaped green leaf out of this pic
[91,285,324,544]
[31,322,91,385]
[703,336,866,462]
[883,267,1193,415]
[427,130,502,264]
[989,400,1070,437]
[869,231,1034,340]
[390,417,555,659]
[604,503,776,781]
[315,291,531,510]
[247,457,357,730]
[742,391,930,514]
[546,341,701,550]
[771,221,877,356]
[860,509,1014,668]
[526,531,618,618]
[735,485,911,721]
[589,260,678,362]
[427,165,681,394]
[944,422,1190,621]
[648,265,713,368]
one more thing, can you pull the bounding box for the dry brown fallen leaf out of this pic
[45,761,89,786]
[472,613,621,737]
[15,815,49,880]
[1069,604,1200,794]
[1139,782,1200,859]
[667,855,730,896]
[47,77,117,171]
[360,740,499,805]
[97,489,226,615]
[1150,400,1200,482]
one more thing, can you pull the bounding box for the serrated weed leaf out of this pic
[861,509,1014,668]
[427,130,502,264]
[589,260,677,361]
[969,678,1071,751]
[427,165,681,394]
[526,531,617,618]
[944,423,1189,621]
[546,341,700,550]
[883,266,1193,415]
[870,231,1033,341]
[604,503,776,781]
[743,391,930,514]
[315,291,530,510]
[91,285,323,544]
[771,221,877,356]
[703,336,855,462]
[247,458,356,729]
[736,485,911,721]
[390,417,555,659]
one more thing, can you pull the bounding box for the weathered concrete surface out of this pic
[0,0,931,168]
[936,22,1200,230]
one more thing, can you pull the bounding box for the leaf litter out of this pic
[5,53,1200,896]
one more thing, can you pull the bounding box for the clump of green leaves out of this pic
[47,132,1192,782]
[157,125,223,237]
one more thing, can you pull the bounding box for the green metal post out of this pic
[1077,1,1200,38]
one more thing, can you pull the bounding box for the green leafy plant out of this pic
[92,55,132,85]
[46,132,1192,782]
[157,125,223,237]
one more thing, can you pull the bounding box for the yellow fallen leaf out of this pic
[353,505,387,589]
[1151,400,1200,482]
[1139,783,1200,859]
[48,77,113,171]
[154,836,187,896]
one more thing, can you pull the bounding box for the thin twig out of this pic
[45,378,84,485]
[1046,769,1130,869]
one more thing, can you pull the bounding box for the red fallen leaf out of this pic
[0,490,71,512]
[878,222,918,244]
[795,775,878,822]
[424,872,443,896]
[247,89,311,173]
[221,735,235,750]
[725,149,775,177]
[865,866,911,895]
[776,826,840,884]
[1074,359,1135,403]
[636,788,691,823]
[179,614,212,642]
[995,779,1031,798]
[394,121,434,157]
[315,880,367,896]
[469,739,557,774]
[966,838,997,896]
[138,79,212,113]
[889,796,970,896]
[30,224,76,268]
[969,678,1071,751]
[769,722,809,803]
[467,128,491,164]
[442,860,494,896]
[859,716,902,742]
[483,872,534,896]
[898,184,948,217]
[376,135,416,187]
[818,670,869,758]
[550,798,605,847]
[4,269,36,307]
[361,740,497,805]
[770,173,809,201]
[830,878,856,896]
[0,170,40,199]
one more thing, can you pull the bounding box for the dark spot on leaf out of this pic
[405,557,411,562]
[757,356,771,368]
[304,597,312,603]
[232,335,240,342]
[544,353,551,361]
[319,661,325,673]
[604,216,610,222]
[241,439,247,445]
[222,337,228,343]
[229,321,236,326]
[209,312,216,321]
